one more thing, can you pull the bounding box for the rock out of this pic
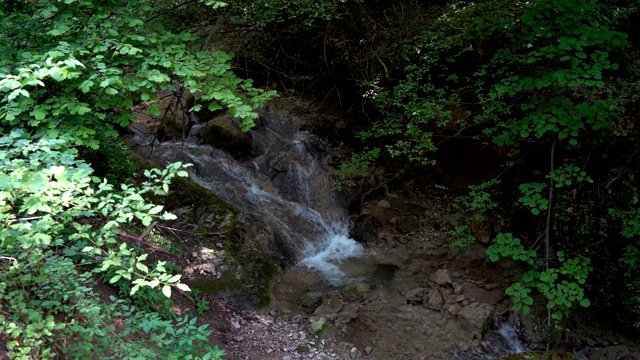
[202,115,252,157]
[300,291,324,314]
[341,281,371,300]
[590,345,629,360]
[457,302,495,335]
[448,304,462,315]
[426,288,444,309]
[377,200,391,209]
[337,303,360,324]
[430,269,453,286]
[349,214,382,244]
[157,90,191,137]
[314,296,343,317]
[498,351,579,359]
[454,284,464,295]
[470,214,493,243]
[406,288,426,305]
[396,215,421,233]
[365,346,373,355]
[308,317,327,334]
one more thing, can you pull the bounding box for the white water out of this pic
[128,107,366,286]
[299,232,366,286]
[498,323,524,354]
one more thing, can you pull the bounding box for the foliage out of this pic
[0,0,278,357]
[330,0,638,329]
[487,234,592,327]
[448,179,500,247]
[0,0,275,144]
[0,131,224,358]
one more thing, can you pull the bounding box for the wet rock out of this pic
[349,214,382,244]
[341,281,371,300]
[430,269,453,286]
[396,215,421,233]
[458,302,495,335]
[426,288,444,309]
[590,345,629,360]
[202,115,252,157]
[406,288,426,305]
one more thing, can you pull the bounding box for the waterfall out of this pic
[127,107,365,285]
[498,323,525,354]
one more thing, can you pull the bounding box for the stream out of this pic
[127,102,525,359]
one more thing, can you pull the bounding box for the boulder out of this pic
[341,281,371,300]
[430,269,453,286]
[157,90,190,135]
[470,214,493,243]
[349,214,382,244]
[457,302,495,335]
[202,115,252,157]
[396,215,421,233]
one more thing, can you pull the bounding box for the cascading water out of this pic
[128,106,366,285]
[498,323,525,354]
[128,102,532,359]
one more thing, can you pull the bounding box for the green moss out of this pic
[129,161,280,309]
[296,346,309,353]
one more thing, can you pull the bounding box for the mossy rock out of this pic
[162,176,279,308]
[202,115,251,157]
[341,281,371,300]
[498,351,579,360]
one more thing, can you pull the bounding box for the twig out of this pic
[140,221,158,240]
[0,256,18,264]
[544,140,556,346]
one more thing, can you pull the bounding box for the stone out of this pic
[454,284,464,295]
[396,215,421,233]
[314,296,343,317]
[349,214,382,244]
[426,288,444,309]
[377,200,391,208]
[470,214,493,243]
[430,269,453,286]
[157,90,191,136]
[457,302,495,335]
[342,281,371,300]
[406,288,426,305]
[365,346,373,355]
[448,304,462,315]
[202,115,252,157]
[308,318,327,334]
[300,291,324,314]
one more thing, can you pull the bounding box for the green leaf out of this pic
[162,285,172,298]
[579,298,591,307]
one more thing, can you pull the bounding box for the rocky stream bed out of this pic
[127,95,640,360]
